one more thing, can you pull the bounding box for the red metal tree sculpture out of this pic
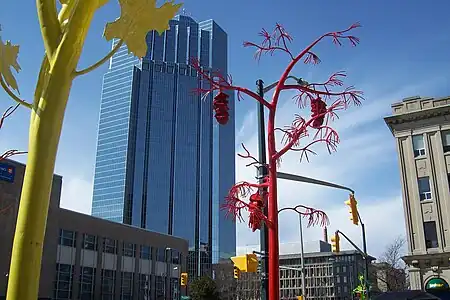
[192,23,363,300]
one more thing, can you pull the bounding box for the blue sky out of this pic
[1,0,450,258]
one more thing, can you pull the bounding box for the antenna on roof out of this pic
[181,8,192,17]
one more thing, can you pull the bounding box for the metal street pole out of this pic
[256,79,269,300]
[359,214,370,299]
[298,215,307,299]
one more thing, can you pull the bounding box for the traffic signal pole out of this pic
[336,229,370,298]
[256,79,269,300]
[358,213,370,299]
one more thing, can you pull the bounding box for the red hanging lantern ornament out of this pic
[248,192,266,232]
[213,91,230,125]
[222,180,271,232]
[310,96,327,129]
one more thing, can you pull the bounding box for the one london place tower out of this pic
[91,16,236,276]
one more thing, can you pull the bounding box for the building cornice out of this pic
[384,104,450,136]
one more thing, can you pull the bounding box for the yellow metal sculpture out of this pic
[0,1,182,299]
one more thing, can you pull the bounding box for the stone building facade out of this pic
[385,95,450,295]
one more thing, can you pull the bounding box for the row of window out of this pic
[412,131,450,158]
[54,263,177,300]
[59,230,180,263]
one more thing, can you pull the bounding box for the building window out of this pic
[342,266,346,272]
[79,267,96,300]
[138,274,151,299]
[418,177,432,201]
[424,221,439,249]
[172,249,180,264]
[59,229,76,247]
[412,135,426,157]
[101,269,116,300]
[155,64,162,72]
[343,276,347,283]
[82,234,97,251]
[54,263,74,299]
[155,276,165,299]
[121,272,134,300]
[442,131,450,153]
[123,242,135,257]
[167,66,174,74]
[103,238,117,254]
[140,245,152,260]
[156,247,166,262]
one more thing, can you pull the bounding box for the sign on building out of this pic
[0,163,15,183]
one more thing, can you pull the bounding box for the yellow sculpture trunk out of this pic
[7,2,102,299]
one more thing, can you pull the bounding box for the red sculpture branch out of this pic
[191,58,271,109]
[221,180,271,232]
[278,205,330,227]
[243,23,295,60]
[0,104,27,161]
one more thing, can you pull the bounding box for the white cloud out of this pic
[60,177,93,215]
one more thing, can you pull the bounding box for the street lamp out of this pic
[255,76,308,300]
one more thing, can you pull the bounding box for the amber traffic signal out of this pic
[180,272,188,286]
[230,253,259,273]
[233,266,241,279]
[330,232,340,253]
[345,193,359,225]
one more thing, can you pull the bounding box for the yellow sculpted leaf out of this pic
[0,37,21,93]
[104,0,182,58]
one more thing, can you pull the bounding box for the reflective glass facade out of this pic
[91,16,236,277]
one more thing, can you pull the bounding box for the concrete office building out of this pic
[385,95,450,296]
[0,159,188,300]
[215,241,373,300]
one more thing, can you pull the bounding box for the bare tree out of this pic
[371,236,409,292]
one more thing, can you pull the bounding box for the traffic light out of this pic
[345,193,359,225]
[230,253,259,273]
[331,232,340,253]
[233,266,240,279]
[180,272,188,286]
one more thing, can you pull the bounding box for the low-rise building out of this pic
[214,241,375,300]
[0,159,188,300]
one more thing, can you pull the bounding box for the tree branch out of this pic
[191,58,272,109]
[0,76,32,109]
[0,104,27,161]
[271,22,361,108]
[274,102,342,161]
[237,143,261,167]
[36,0,62,60]
[74,40,124,76]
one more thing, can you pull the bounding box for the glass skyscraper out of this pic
[91,16,236,276]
